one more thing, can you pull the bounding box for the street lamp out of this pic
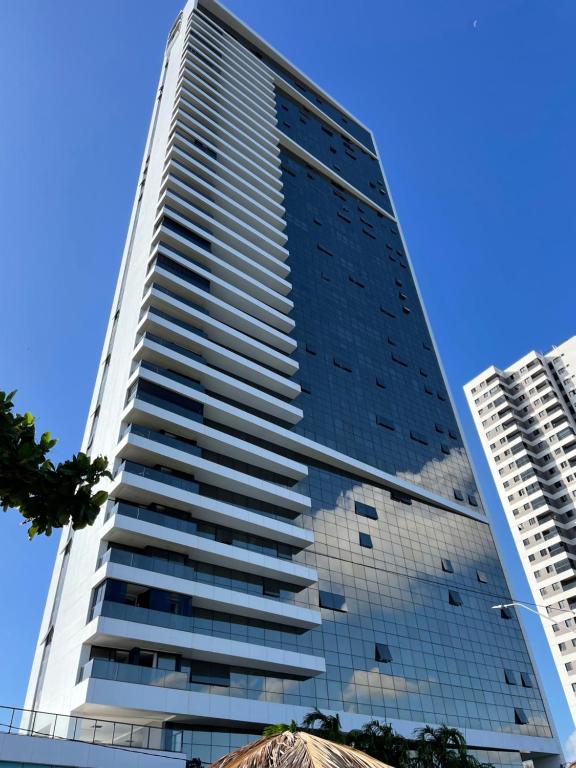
[492,601,576,622]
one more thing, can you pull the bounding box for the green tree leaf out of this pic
[0,390,111,539]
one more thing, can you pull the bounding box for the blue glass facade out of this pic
[276,89,392,213]
[279,148,479,505]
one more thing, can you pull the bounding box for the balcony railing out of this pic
[0,704,177,753]
[81,658,190,691]
[107,501,296,560]
[97,546,298,603]
[89,599,303,653]
[123,424,202,457]
[117,460,199,495]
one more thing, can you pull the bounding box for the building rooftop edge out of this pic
[464,334,576,392]
[198,0,374,136]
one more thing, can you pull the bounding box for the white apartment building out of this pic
[466,335,576,726]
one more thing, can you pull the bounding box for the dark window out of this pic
[334,357,352,372]
[319,590,347,611]
[441,444,450,455]
[317,243,334,257]
[476,571,488,583]
[441,558,454,573]
[376,415,395,430]
[449,590,463,606]
[468,494,479,507]
[392,353,408,367]
[305,342,317,355]
[190,662,230,687]
[501,606,513,619]
[410,430,428,445]
[375,643,393,663]
[355,501,378,520]
[453,489,464,501]
[380,306,396,319]
[504,669,518,685]
[359,532,373,548]
[376,377,386,389]
[514,708,528,725]
[263,582,281,598]
[435,424,445,433]
[390,490,412,505]
[449,430,458,440]
[521,672,533,688]
[161,218,212,252]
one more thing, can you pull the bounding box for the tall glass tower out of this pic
[26,1,562,765]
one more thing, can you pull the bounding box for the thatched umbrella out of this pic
[210,730,396,768]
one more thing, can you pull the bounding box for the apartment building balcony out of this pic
[108,462,311,546]
[147,242,294,333]
[133,333,302,425]
[82,615,324,677]
[103,501,314,572]
[115,427,309,514]
[147,257,295,353]
[138,307,300,401]
[142,284,297,374]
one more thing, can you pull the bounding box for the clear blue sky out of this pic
[1,0,575,753]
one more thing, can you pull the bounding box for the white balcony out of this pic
[108,465,312,548]
[82,615,325,676]
[115,428,309,514]
[138,308,299,400]
[93,562,321,628]
[142,285,297,375]
[125,394,307,480]
[102,508,315,583]
[152,215,292,310]
[134,335,302,425]
[159,187,289,280]
[147,263,295,353]
[162,174,288,262]
[168,143,285,223]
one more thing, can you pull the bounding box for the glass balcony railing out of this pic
[107,501,296,560]
[150,281,207,315]
[123,424,202,457]
[138,360,205,394]
[117,461,199,495]
[98,546,297,603]
[131,388,204,423]
[92,598,195,633]
[89,599,304,653]
[148,306,209,339]
[81,658,189,690]
[0,704,171,753]
[145,332,205,365]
